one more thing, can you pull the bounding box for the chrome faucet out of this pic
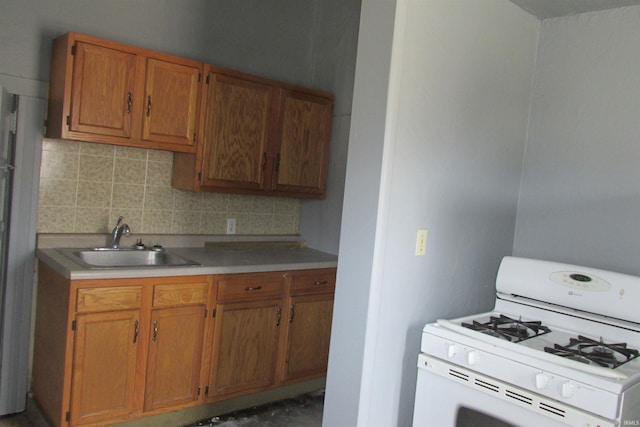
[110,216,131,249]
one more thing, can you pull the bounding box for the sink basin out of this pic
[58,248,200,268]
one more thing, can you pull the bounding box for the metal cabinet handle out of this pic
[152,319,158,342]
[244,286,263,291]
[146,96,152,117]
[276,307,282,327]
[289,305,295,323]
[313,280,328,286]
[133,320,139,343]
[127,92,132,113]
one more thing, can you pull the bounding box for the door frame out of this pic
[0,84,44,415]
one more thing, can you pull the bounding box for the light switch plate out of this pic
[415,229,427,256]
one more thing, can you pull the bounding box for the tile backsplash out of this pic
[37,140,300,235]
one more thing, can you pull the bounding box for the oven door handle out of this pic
[436,319,628,380]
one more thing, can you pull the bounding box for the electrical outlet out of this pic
[226,218,236,235]
[415,229,428,256]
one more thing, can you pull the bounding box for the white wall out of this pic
[513,5,640,276]
[324,0,539,425]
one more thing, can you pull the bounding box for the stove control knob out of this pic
[534,373,549,390]
[467,350,479,365]
[446,344,457,358]
[560,381,575,399]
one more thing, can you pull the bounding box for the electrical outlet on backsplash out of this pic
[37,140,301,235]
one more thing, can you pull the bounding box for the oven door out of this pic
[412,354,615,427]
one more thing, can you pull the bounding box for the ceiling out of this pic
[508,0,640,19]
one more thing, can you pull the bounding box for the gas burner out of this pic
[544,335,640,369]
[461,314,551,343]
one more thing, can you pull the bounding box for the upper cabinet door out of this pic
[69,41,137,138]
[142,58,201,148]
[200,73,273,191]
[271,90,333,197]
[46,32,202,153]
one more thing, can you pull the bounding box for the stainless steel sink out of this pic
[58,248,200,268]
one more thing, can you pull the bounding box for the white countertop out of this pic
[37,239,338,280]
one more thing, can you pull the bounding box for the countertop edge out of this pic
[37,247,338,280]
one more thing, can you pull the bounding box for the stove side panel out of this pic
[620,381,640,425]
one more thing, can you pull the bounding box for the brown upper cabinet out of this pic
[172,65,334,199]
[46,32,202,153]
[271,88,333,196]
[45,32,334,197]
[197,70,275,193]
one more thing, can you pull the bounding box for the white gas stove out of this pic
[413,257,640,427]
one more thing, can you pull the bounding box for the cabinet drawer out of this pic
[76,286,142,313]
[153,282,209,307]
[288,268,336,296]
[216,273,284,302]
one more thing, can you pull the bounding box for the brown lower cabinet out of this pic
[32,263,335,427]
[144,294,208,412]
[70,309,141,426]
[279,269,335,384]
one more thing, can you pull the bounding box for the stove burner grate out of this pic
[544,335,640,369]
[461,314,551,343]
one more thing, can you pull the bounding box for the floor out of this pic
[0,414,29,427]
[184,392,324,427]
[0,392,324,427]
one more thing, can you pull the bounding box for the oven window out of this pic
[456,407,517,427]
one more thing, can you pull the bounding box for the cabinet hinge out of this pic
[10,94,18,115]
[197,172,202,182]
[66,115,70,126]
[65,411,70,421]
[71,320,76,331]
[204,309,207,318]
[206,75,210,84]
[71,45,76,56]
[205,385,210,396]
[193,132,196,142]
[7,95,17,135]
[198,73,201,83]
[212,308,216,318]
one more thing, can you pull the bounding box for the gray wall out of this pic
[323,0,539,425]
[1,0,207,97]
[0,0,358,253]
[513,5,640,276]
[299,1,361,254]
[322,0,396,425]
[0,0,317,95]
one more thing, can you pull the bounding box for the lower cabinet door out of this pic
[209,299,282,398]
[70,310,141,426]
[281,294,334,382]
[144,305,206,411]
